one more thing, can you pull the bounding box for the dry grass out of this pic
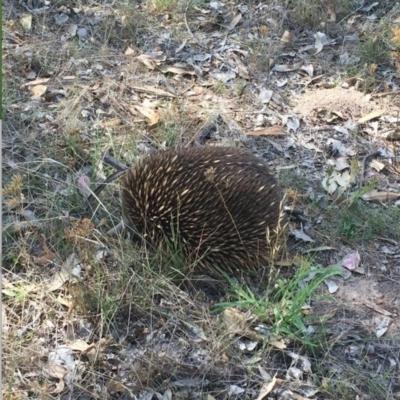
[3,0,400,399]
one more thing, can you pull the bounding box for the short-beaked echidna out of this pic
[121,146,283,273]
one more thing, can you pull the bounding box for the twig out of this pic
[102,152,130,172]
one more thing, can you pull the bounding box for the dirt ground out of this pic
[2,0,400,399]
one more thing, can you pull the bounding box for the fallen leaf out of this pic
[281,30,295,43]
[334,157,350,171]
[358,109,385,123]
[230,52,249,80]
[320,0,336,21]
[324,279,338,293]
[334,170,352,187]
[33,251,57,265]
[361,190,400,202]
[314,31,331,54]
[228,13,242,30]
[67,339,93,352]
[245,126,285,136]
[376,317,390,338]
[30,84,47,99]
[20,14,32,32]
[365,300,393,316]
[303,246,337,253]
[130,85,176,98]
[175,39,187,54]
[273,61,303,72]
[341,251,360,270]
[370,159,385,172]
[258,88,273,104]
[159,65,197,75]
[134,105,160,124]
[125,46,135,55]
[51,379,65,394]
[269,340,286,350]
[99,119,122,127]
[77,174,91,198]
[322,175,338,195]
[292,229,314,242]
[255,375,277,400]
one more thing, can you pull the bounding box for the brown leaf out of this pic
[134,105,160,124]
[281,30,295,43]
[245,126,285,136]
[22,77,51,87]
[33,251,57,265]
[255,375,277,400]
[228,13,242,30]
[20,13,32,32]
[51,379,65,395]
[358,109,385,123]
[99,119,122,127]
[30,85,47,99]
[320,0,336,21]
[361,190,400,202]
[273,61,303,72]
[230,52,250,80]
[67,339,93,352]
[77,174,91,198]
[125,46,135,55]
[159,65,197,75]
[130,85,176,98]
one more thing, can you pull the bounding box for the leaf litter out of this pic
[2,0,400,398]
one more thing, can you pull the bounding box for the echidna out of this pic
[121,146,283,273]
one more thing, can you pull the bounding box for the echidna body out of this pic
[121,146,283,273]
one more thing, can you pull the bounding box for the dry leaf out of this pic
[255,375,277,400]
[2,304,8,334]
[33,251,57,265]
[51,379,65,394]
[222,308,248,336]
[130,85,176,98]
[245,126,285,136]
[22,78,51,87]
[320,0,336,21]
[20,14,32,32]
[134,105,160,124]
[341,251,360,270]
[125,46,135,55]
[175,39,187,54]
[324,279,338,293]
[293,229,314,242]
[99,119,122,127]
[159,65,197,75]
[67,339,92,352]
[322,175,338,195]
[334,170,352,187]
[269,340,287,350]
[358,109,385,123]
[334,157,350,171]
[228,13,242,30]
[77,174,91,198]
[30,85,47,99]
[281,30,295,43]
[365,300,393,316]
[376,317,390,338]
[361,190,400,202]
[273,61,303,72]
[56,295,73,308]
[370,159,385,172]
[230,52,249,80]
[49,364,67,379]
